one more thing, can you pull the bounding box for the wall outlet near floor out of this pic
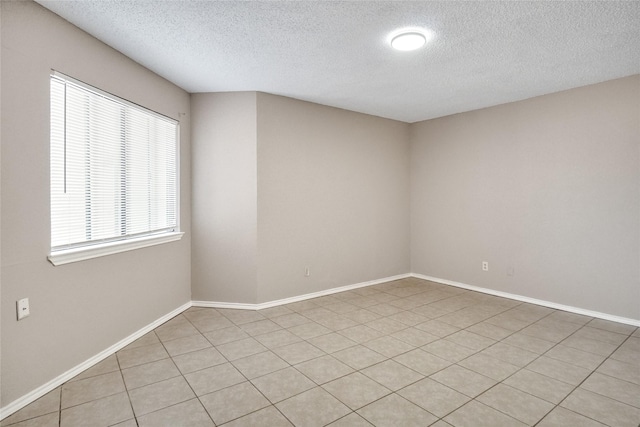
[17,298,30,320]
[482,261,489,271]
[304,267,310,277]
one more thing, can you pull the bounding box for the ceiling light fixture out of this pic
[390,30,431,51]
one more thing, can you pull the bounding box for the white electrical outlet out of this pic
[482,261,489,271]
[304,267,310,277]
[17,298,30,320]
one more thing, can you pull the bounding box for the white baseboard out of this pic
[412,273,640,327]
[192,273,412,310]
[4,272,638,421]
[0,301,192,421]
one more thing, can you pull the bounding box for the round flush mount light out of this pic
[389,29,432,51]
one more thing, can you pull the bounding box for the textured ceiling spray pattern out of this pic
[37,1,640,122]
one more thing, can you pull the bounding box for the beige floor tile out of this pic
[458,353,519,381]
[276,387,350,427]
[116,343,169,369]
[444,330,496,351]
[414,319,460,337]
[362,335,414,358]
[121,358,181,390]
[477,383,554,425]
[581,372,640,408]
[6,413,59,427]
[231,350,288,379]
[68,355,120,382]
[10,280,640,427]
[361,360,423,391]
[527,356,592,385]
[220,309,265,325]
[519,322,578,343]
[561,387,640,427]
[479,342,538,367]
[560,335,617,357]
[287,321,332,340]
[430,365,496,398]
[308,332,357,354]
[444,400,527,427]
[357,393,437,427]
[501,332,555,354]
[387,311,428,326]
[121,332,160,351]
[327,412,374,426]
[421,339,476,362]
[596,358,640,385]
[258,305,295,319]
[537,407,607,427]
[391,327,439,347]
[332,345,386,370]
[203,325,249,345]
[216,337,268,360]
[222,406,293,427]
[465,322,513,340]
[155,320,201,342]
[545,311,592,325]
[586,318,637,335]
[544,344,606,370]
[610,337,640,364]
[251,367,316,403]
[254,330,303,349]
[271,313,310,328]
[171,347,226,374]
[200,382,270,425]
[60,392,133,427]
[484,314,533,332]
[367,303,403,316]
[341,309,382,324]
[183,362,245,396]
[61,371,125,409]
[137,398,214,426]
[1,389,60,426]
[301,307,335,321]
[398,377,469,417]
[572,326,628,345]
[189,315,235,333]
[272,340,326,365]
[294,355,354,384]
[393,348,451,376]
[128,376,195,416]
[502,368,575,404]
[314,315,360,331]
[323,372,391,410]
[239,319,282,336]
[365,317,407,334]
[164,334,212,357]
[325,301,359,314]
[337,325,384,344]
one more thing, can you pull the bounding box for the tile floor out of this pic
[2,278,639,426]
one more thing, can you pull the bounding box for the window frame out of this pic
[47,71,183,266]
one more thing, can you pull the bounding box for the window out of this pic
[49,72,182,265]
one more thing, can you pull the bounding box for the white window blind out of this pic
[50,72,178,253]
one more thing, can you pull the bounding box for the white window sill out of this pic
[48,232,185,266]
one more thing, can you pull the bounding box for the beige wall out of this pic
[191,93,410,304]
[191,93,258,303]
[1,1,191,406]
[256,93,410,302]
[411,75,640,320]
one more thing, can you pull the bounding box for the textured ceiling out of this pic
[37,1,640,123]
